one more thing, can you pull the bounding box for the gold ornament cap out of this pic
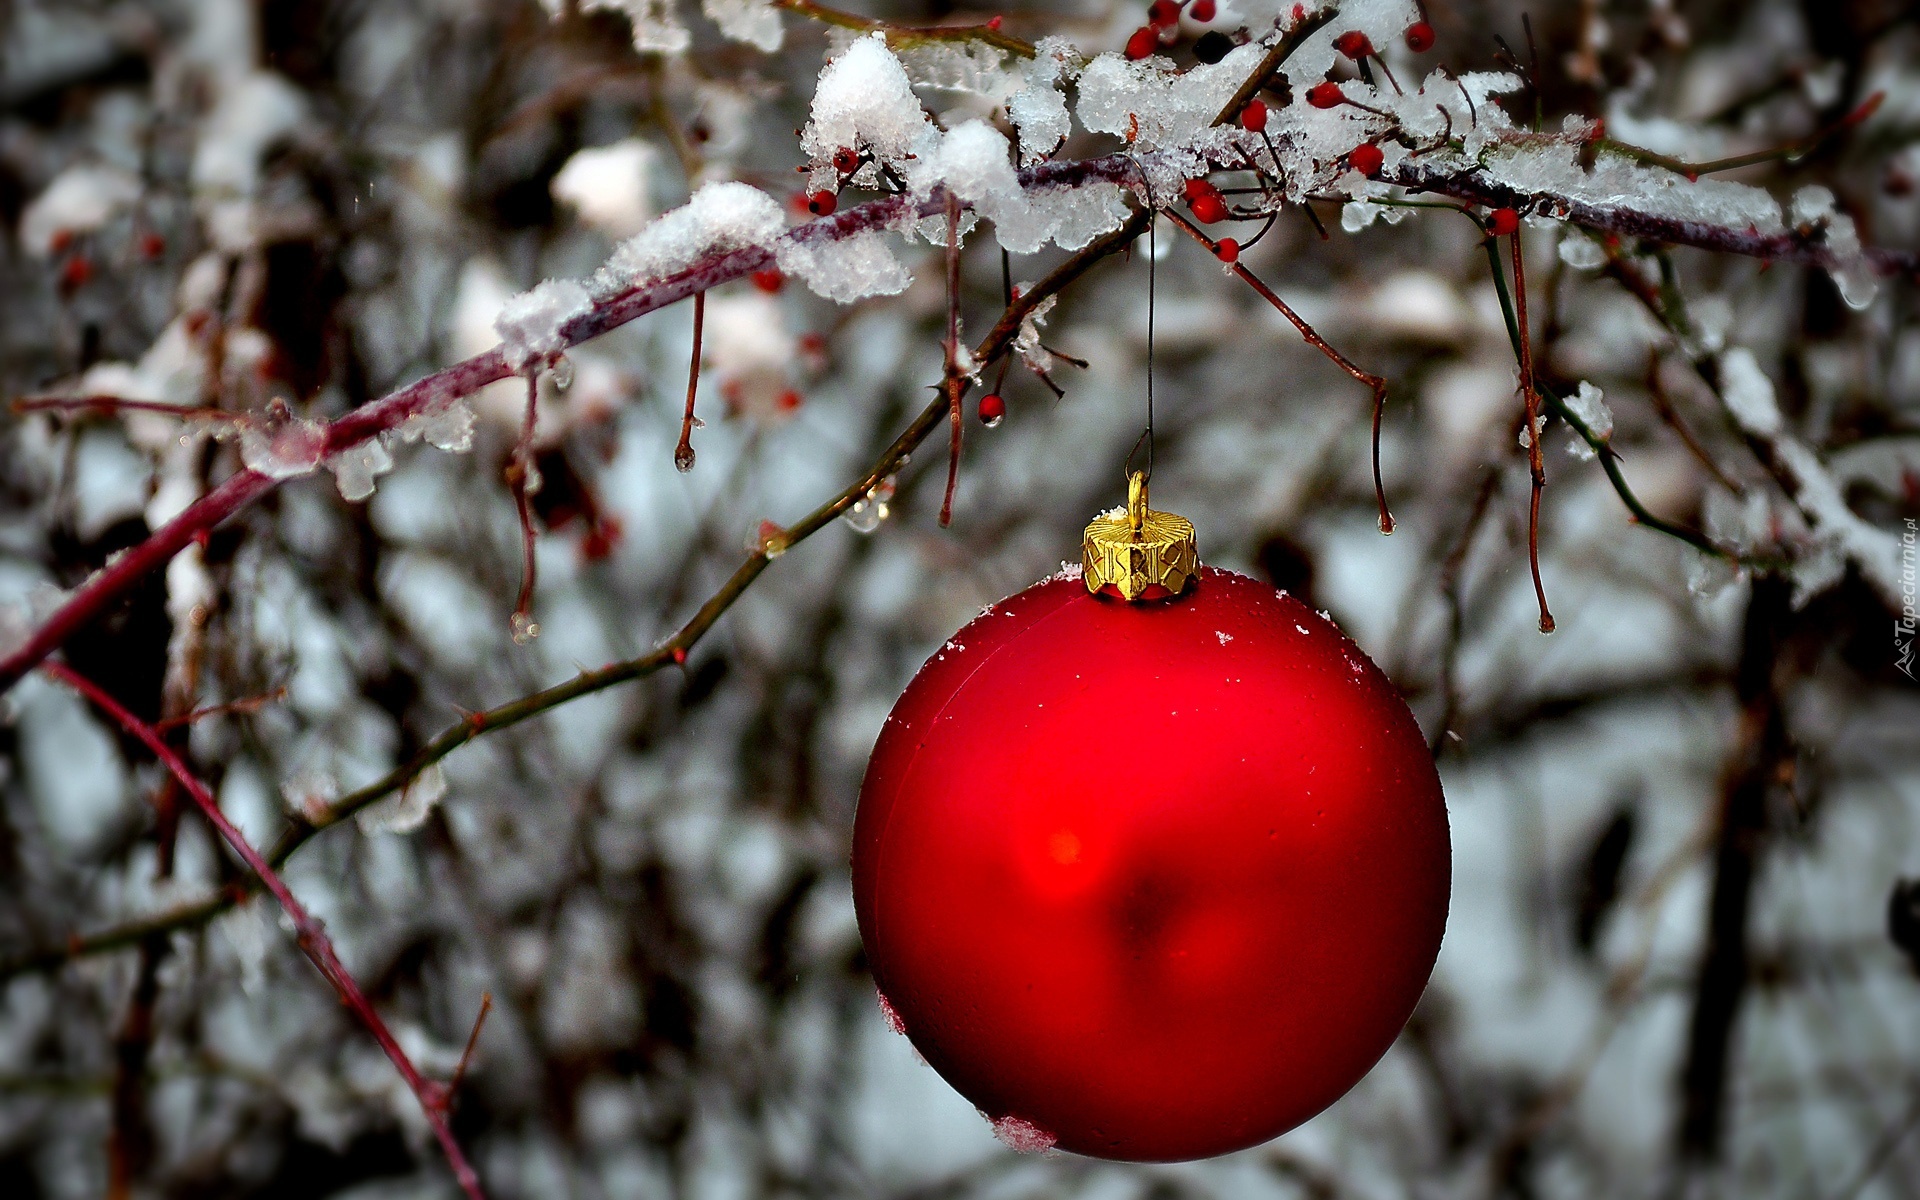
[1082,472,1199,601]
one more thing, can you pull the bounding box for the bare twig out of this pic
[508,374,541,643]
[676,291,705,472]
[1507,224,1556,634]
[1160,207,1396,534]
[39,660,488,1200]
[939,191,965,528]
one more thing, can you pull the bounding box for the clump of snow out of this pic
[703,0,781,52]
[1271,0,1421,88]
[1485,142,1784,237]
[775,229,912,303]
[1076,40,1268,151]
[990,1114,1057,1153]
[356,764,448,835]
[801,34,932,189]
[1013,290,1057,372]
[19,164,142,256]
[495,278,593,373]
[1718,347,1782,436]
[1790,185,1876,310]
[193,71,308,196]
[328,439,394,502]
[240,413,328,480]
[1008,37,1079,164]
[1563,380,1613,460]
[396,401,477,454]
[552,140,661,239]
[595,181,786,296]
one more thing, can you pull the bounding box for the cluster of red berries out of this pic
[1124,0,1219,61]
[1184,177,1227,224]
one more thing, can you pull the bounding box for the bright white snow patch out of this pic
[1563,381,1613,460]
[703,0,781,51]
[495,278,593,373]
[1718,348,1782,437]
[552,139,661,238]
[596,181,785,295]
[19,165,142,256]
[775,229,911,303]
[801,34,931,181]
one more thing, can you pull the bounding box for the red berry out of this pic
[671,646,688,665]
[752,268,785,293]
[1306,81,1344,109]
[987,14,1003,29]
[1147,0,1181,28]
[832,146,860,174]
[806,190,837,216]
[48,229,74,256]
[1183,177,1219,202]
[778,389,803,411]
[1240,99,1268,133]
[1349,143,1384,176]
[1333,30,1374,59]
[1404,21,1435,52]
[1214,238,1239,263]
[1125,25,1158,60]
[139,232,166,260]
[1189,192,1228,224]
[1191,0,1216,19]
[1487,207,1520,236]
[978,393,1006,426]
[59,255,93,290]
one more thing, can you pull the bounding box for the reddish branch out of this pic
[939,194,966,527]
[508,374,541,641]
[1160,207,1395,534]
[676,291,706,473]
[40,661,490,1200]
[1506,225,1556,635]
[4,73,1916,697]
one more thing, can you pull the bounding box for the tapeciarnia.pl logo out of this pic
[1900,517,1917,680]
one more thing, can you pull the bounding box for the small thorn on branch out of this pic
[450,992,493,1101]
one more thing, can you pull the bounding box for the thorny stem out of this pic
[451,993,493,1098]
[1507,225,1556,634]
[0,211,1154,983]
[38,661,489,1200]
[151,687,288,734]
[509,373,541,641]
[1596,93,1884,182]
[1159,207,1395,534]
[940,192,964,527]
[676,291,706,473]
[4,119,1914,697]
[1214,7,1337,126]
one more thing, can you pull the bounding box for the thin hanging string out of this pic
[1145,211,1155,484]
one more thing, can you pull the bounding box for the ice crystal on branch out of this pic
[495,279,593,375]
[596,182,786,296]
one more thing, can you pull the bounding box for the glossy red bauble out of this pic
[854,567,1450,1161]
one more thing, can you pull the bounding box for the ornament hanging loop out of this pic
[1083,471,1198,602]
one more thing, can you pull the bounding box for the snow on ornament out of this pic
[853,474,1450,1161]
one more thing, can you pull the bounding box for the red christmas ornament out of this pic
[854,477,1450,1161]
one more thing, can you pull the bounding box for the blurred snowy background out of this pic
[1,0,1918,1197]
